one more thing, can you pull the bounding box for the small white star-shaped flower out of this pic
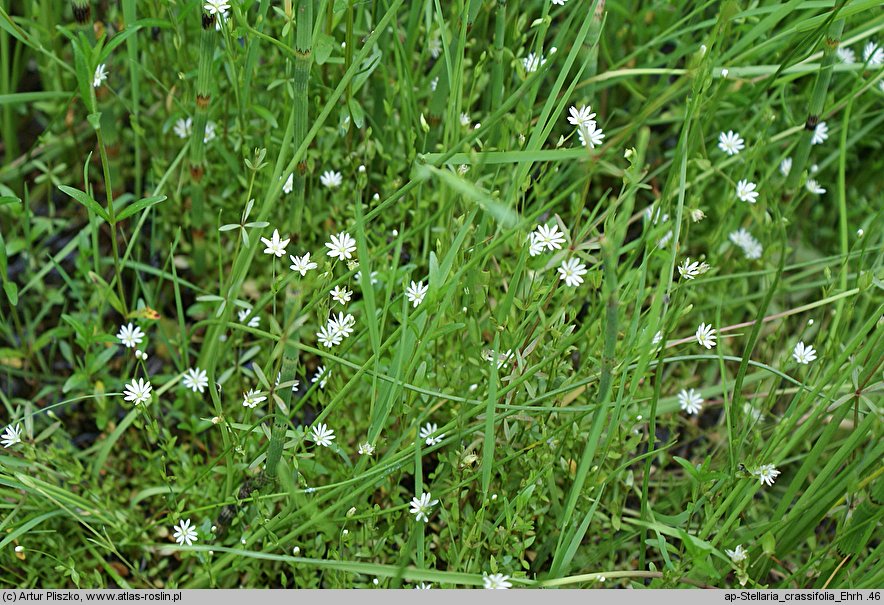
[289,252,318,276]
[811,121,828,145]
[358,442,375,455]
[717,130,745,155]
[172,519,198,546]
[577,122,605,148]
[261,229,290,257]
[203,121,217,144]
[242,388,266,408]
[405,280,429,307]
[419,422,445,446]
[316,324,343,348]
[677,257,710,280]
[123,378,152,405]
[780,157,792,177]
[862,41,884,67]
[409,492,439,522]
[736,179,759,203]
[754,464,780,487]
[460,113,471,127]
[237,307,260,328]
[557,258,587,287]
[522,52,546,73]
[320,170,342,189]
[483,573,512,589]
[527,232,546,256]
[203,0,230,15]
[726,544,748,563]
[312,366,330,389]
[534,224,566,251]
[805,179,826,195]
[567,105,596,128]
[310,423,336,447]
[325,232,357,261]
[283,173,294,194]
[2,424,22,448]
[93,64,108,88]
[117,323,145,348]
[792,341,817,365]
[174,117,192,139]
[678,388,703,415]
[330,285,353,305]
[836,47,855,63]
[182,367,208,393]
[328,312,356,339]
[695,322,717,349]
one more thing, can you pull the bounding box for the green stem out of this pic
[784,15,844,194]
[289,0,314,234]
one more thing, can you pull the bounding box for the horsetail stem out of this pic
[189,11,217,224]
[784,16,845,194]
[71,0,90,25]
[289,0,314,233]
[265,356,299,479]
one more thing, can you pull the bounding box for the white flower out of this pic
[652,331,663,345]
[483,573,512,590]
[522,52,546,73]
[717,131,745,155]
[754,464,780,487]
[413,583,432,589]
[836,47,855,63]
[242,388,266,408]
[551,0,568,4]
[690,208,706,222]
[320,170,343,189]
[93,64,108,88]
[283,173,294,194]
[316,324,343,348]
[275,371,300,392]
[1,424,22,448]
[430,77,439,91]
[862,41,884,67]
[482,349,513,369]
[358,442,375,456]
[312,366,330,389]
[419,422,445,446]
[678,388,703,415]
[311,423,336,447]
[289,252,318,276]
[409,492,439,522]
[330,285,353,305]
[557,258,587,287]
[460,112,471,127]
[261,229,290,257]
[736,179,759,204]
[695,323,717,349]
[325,232,357,261]
[729,228,763,260]
[182,367,208,393]
[203,0,230,15]
[123,378,152,405]
[203,121,217,144]
[174,117,193,139]
[328,312,356,339]
[428,32,442,59]
[792,341,817,365]
[779,157,792,177]
[567,105,596,128]
[237,307,260,328]
[173,519,198,546]
[726,544,748,563]
[577,122,605,148]
[214,9,229,30]
[677,257,710,280]
[811,121,828,145]
[117,323,145,349]
[534,224,566,251]
[527,232,546,256]
[405,280,429,307]
[805,179,826,195]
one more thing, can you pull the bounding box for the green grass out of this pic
[1,0,883,590]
